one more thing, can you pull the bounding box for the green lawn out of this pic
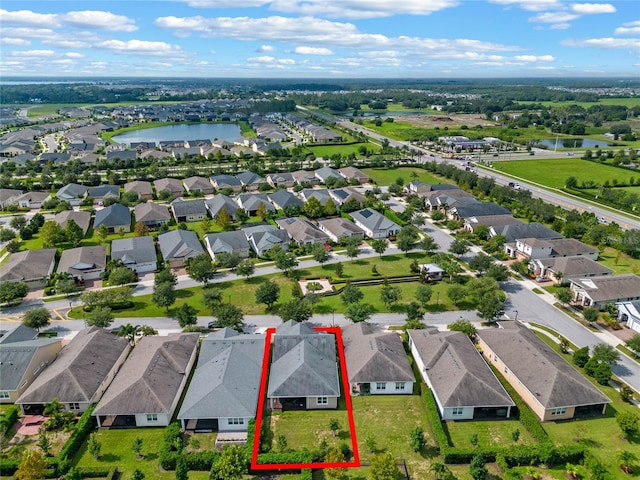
[444,418,536,449]
[72,428,211,480]
[598,246,640,275]
[305,142,379,158]
[362,167,451,187]
[516,98,640,108]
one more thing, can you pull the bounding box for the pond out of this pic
[112,123,242,146]
[535,138,612,149]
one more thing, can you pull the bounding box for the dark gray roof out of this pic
[111,236,156,265]
[570,274,640,302]
[493,223,562,242]
[342,323,414,384]
[277,320,317,336]
[275,217,328,244]
[315,167,342,182]
[170,199,207,216]
[477,323,610,409]
[536,256,613,278]
[351,208,400,233]
[94,203,131,229]
[547,238,599,257]
[94,333,199,416]
[409,330,514,409]
[16,327,129,405]
[1,338,62,390]
[209,174,241,188]
[158,229,204,261]
[237,193,275,213]
[0,324,38,344]
[236,171,264,186]
[268,330,340,398]
[56,183,87,201]
[454,203,510,218]
[268,189,303,210]
[88,185,120,199]
[267,172,294,184]
[300,188,331,206]
[465,214,521,230]
[205,231,250,255]
[205,194,238,219]
[178,331,265,420]
[0,249,56,283]
[243,225,290,255]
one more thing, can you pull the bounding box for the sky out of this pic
[1,0,639,78]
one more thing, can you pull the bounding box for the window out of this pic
[19,380,28,389]
[0,391,9,399]
[551,407,567,416]
[33,366,41,375]
[395,382,405,391]
[146,414,158,422]
[69,403,80,410]
[228,418,244,425]
[317,397,328,405]
[375,382,387,391]
[504,367,509,374]
[452,408,464,416]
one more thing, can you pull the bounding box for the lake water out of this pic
[112,123,242,146]
[535,138,612,149]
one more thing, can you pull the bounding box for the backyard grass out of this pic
[72,428,211,480]
[598,246,640,275]
[362,167,451,187]
[444,418,536,449]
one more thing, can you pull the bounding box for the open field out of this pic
[362,167,451,186]
[445,418,536,449]
[516,97,640,108]
[305,142,379,158]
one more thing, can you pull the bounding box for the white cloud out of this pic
[10,49,56,57]
[294,46,333,55]
[0,9,59,27]
[62,11,138,32]
[529,12,579,22]
[247,55,276,63]
[268,0,459,19]
[65,52,84,58]
[514,54,555,62]
[210,50,217,54]
[563,37,640,50]
[570,3,616,14]
[180,0,271,7]
[615,20,640,35]
[550,22,572,29]
[489,0,562,11]
[258,45,276,52]
[0,38,30,46]
[97,39,185,56]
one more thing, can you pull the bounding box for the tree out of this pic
[555,288,572,306]
[216,252,241,270]
[175,456,188,480]
[345,238,361,262]
[65,219,84,247]
[380,282,402,309]
[255,280,280,309]
[311,242,330,265]
[329,418,341,436]
[616,411,639,438]
[469,454,488,480]
[134,221,149,237]
[325,447,346,480]
[153,281,176,312]
[449,239,469,257]
[88,433,102,459]
[476,291,505,321]
[156,268,177,286]
[235,259,255,280]
[117,323,141,345]
[405,302,423,322]
[420,235,439,254]
[15,450,48,480]
[0,281,29,304]
[10,215,27,230]
[324,198,337,216]
[273,249,298,277]
[410,426,426,452]
[214,303,244,330]
[573,346,590,367]
[0,228,16,242]
[448,318,477,338]
[345,302,373,323]
[65,468,83,480]
[97,224,109,244]
[486,263,509,281]
[215,444,248,480]
[278,299,312,322]
[341,283,363,305]
[23,307,51,330]
[469,254,492,274]
[6,239,21,253]
[186,253,217,284]
[56,276,79,295]
[429,462,451,480]
[446,284,466,306]
[583,307,599,322]
[592,343,620,365]
[37,428,51,456]
[334,262,344,278]
[371,238,388,257]
[86,306,114,328]
[201,216,212,233]
[396,225,420,254]
[41,220,66,248]
[203,287,223,311]
[303,197,323,218]
[175,303,198,328]
[216,209,232,229]
[626,334,640,357]
[369,451,401,480]
[132,470,145,480]
[132,437,144,459]
[415,284,433,307]
[108,267,137,286]
[587,360,612,385]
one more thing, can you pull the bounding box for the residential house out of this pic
[489,222,561,244]
[530,257,613,282]
[236,171,265,191]
[154,178,183,198]
[338,167,369,185]
[178,329,265,432]
[315,167,342,184]
[409,329,514,420]
[107,150,136,162]
[419,264,445,281]
[94,203,131,233]
[317,218,364,243]
[205,194,238,221]
[94,333,199,428]
[209,174,242,193]
[57,246,106,281]
[268,189,303,212]
[40,153,71,164]
[329,187,365,207]
[158,230,205,268]
[0,325,63,404]
[510,238,598,260]
[404,180,431,195]
[618,301,640,333]
[275,217,328,245]
[16,191,50,209]
[88,185,120,205]
[124,180,153,201]
[54,210,91,235]
[342,323,414,396]
[299,188,332,206]
[243,224,290,257]
[449,202,510,220]
[424,190,475,213]
[477,322,610,421]
[204,231,250,261]
[170,199,207,223]
[350,208,400,239]
[570,274,640,308]
[183,176,214,195]
[56,183,88,206]
[110,236,157,273]
[134,202,171,227]
[266,172,295,189]
[236,193,275,217]
[267,321,340,411]
[16,327,130,414]
[292,170,320,186]
[463,214,521,234]
[0,249,56,289]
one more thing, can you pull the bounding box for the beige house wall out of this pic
[306,396,338,409]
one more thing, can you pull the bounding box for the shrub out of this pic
[0,405,19,436]
[57,404,97,464]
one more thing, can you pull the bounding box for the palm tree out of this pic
[117,323,141,345]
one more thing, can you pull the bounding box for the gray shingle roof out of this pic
[493,223,562,243]
[154,178,183,195]
[111,236,156,265]
[315,167,342,182]
[537,256,613,278]
[209,174,241,188]
[275,217,328,244]
[351,208,400,233]
[158,229,204,261]
[342,323,414,384]
[477,323,610,409]
[57,246,106,276]
[300,188,331,206]
[236,171,264,186]
[94,203,131,229]
[183,176,212,192]
[134,202,171,223]
[268,189,303,210]
[0,325,38,344]
[454,203,510,218]
[124,180,153,196]
[0,338,62,390]
[16,327,129,405]
[571,274,640,302]
[205,231,250,255]
[0,249,56,283]
[88,185,120,199]
[317,217,364,238]
[94,333,198,416]
[54,210,91,234]
[178,331,265,420]
[205,194,238,220]
[171,199,207,217]
[56,183,87,201]
[409,330,514,409]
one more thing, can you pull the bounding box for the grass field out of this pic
[445,418,536,449]
[362,167,451,186]
[305,142,379,158]
[517,98,640,108]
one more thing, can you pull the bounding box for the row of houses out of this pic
[1,320,611,434]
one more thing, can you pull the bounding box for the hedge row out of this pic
[420,388,450,451]
[0,405,19,436]
[58,403,97,464]
[160,422,220,471]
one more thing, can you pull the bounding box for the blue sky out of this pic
[1,0,638,78]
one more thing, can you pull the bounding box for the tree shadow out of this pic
[175,289,193,299]
[419,444,440,459]
[381,255,401,262]
[97,453,120,462]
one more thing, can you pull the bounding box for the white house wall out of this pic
[135,413,170,427]
[370,381,413,395]
[218,416,252,432]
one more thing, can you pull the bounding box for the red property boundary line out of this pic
[251,326,360,470]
